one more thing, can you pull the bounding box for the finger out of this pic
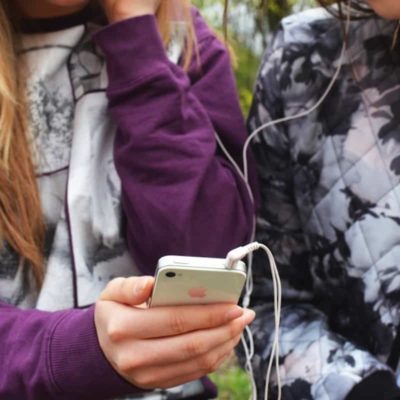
[126,311,254,367]
[100,276,154,306]
[130,335,241,390]
[116,303,251,339]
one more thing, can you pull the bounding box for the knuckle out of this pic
[199,353,219,373]
[206,308,218,328]
[169,312,187,335]
[115,277,127,292]
[133,372,154,389]
[106,320,124,342]
[228,320,240,339]
[104,277,124,297]
[185,339,206,357]
[233,334,242,348]
[115,353,133,374]
[110,277,125,288]
[94,299,105,315]
[121,277,135,295]
[125,277,137,292]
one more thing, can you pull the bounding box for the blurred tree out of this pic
[194,0,314,113]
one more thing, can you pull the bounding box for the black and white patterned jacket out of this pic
[244,7,400,399]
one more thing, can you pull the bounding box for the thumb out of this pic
[100,276,154,306]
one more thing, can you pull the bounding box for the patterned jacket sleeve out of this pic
[239,28,392,400]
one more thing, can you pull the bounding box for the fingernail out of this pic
[134,277,150,295]
[243,309,256,324]
[225,306,244,321]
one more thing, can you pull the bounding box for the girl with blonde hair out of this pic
[0,0,256,399]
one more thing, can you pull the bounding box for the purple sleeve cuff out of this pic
[93,15,169,86]
[49,306,140,399]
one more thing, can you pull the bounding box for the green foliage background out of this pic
[192,1,315,398]
[194,0,314,114]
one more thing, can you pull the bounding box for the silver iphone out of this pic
[148,255,247,307]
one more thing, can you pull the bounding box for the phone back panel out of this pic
[149,261,247,307]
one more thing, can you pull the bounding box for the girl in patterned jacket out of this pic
[245,0,400,399]
[0,0,257,399]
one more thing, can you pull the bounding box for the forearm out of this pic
[0,303,136,400]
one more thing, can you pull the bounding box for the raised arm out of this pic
[93,10,257,274]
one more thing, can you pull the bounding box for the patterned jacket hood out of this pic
[244,7,400,400]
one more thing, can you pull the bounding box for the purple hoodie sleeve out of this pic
[0,303,138,400]
[93,10,258,275]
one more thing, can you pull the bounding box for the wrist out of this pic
[49,306,138,398]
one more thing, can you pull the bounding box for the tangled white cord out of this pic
[226,243,282,400]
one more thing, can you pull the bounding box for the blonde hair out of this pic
[0,0,196,288]
[157,0,196,69]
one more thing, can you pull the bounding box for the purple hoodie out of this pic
[0,9,257,400]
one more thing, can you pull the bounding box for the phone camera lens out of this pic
[166,272,176,278]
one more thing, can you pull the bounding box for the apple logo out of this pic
[188,287,207,298]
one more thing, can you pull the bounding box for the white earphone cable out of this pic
[218,1,352,399]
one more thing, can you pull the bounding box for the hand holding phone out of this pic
[95,276,255,390]
[149,256,247,307]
